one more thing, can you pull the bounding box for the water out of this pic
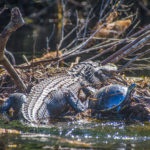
[0,119,150,149]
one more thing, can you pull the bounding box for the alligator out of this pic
[0,61,117,125]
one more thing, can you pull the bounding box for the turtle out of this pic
[88,83,136,113]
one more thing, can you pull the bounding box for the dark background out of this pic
[0,0,150,64]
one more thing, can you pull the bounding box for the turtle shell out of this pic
[91,84,134,112]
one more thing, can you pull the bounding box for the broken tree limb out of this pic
[0,7,26,92]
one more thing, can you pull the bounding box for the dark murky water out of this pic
[0,119,150,150]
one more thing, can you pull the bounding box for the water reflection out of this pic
[0,119,150,149]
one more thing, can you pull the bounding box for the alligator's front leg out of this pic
[0,93,26,119]
[81,86,98,97]
[65,85,98,112]
[64,89,89,112]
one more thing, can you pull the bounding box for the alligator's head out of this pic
[69,61,117,84]
[94,63,117,82]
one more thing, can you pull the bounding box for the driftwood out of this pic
[0,7,26,92]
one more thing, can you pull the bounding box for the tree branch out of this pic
[0,7,26,92]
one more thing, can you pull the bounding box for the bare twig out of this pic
[101,31,150,65]
[14,57,59,69]
[29,6,51,19]
[46,24,55,52]
[0,7,26,91]
[67,0,82,7]
[98,0,105,20]
[0,7,8,15]
[130,24,150,38]
[87,39,127,61]
[52,40,120,65]
[82,7,94,40]
[124,66,150,71]
[29,1,57,19]
[22,55,30,65]
[4,48,16,65]
[60,26,78,52]
[118,49,150,73]
[138,1,150,16]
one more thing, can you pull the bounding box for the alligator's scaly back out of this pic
[69,61,99,75]
[22,61,118,124]
[22,75,81,123]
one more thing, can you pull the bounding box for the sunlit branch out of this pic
[118,49,150,73]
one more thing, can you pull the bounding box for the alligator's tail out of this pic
[0,93,26,120]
